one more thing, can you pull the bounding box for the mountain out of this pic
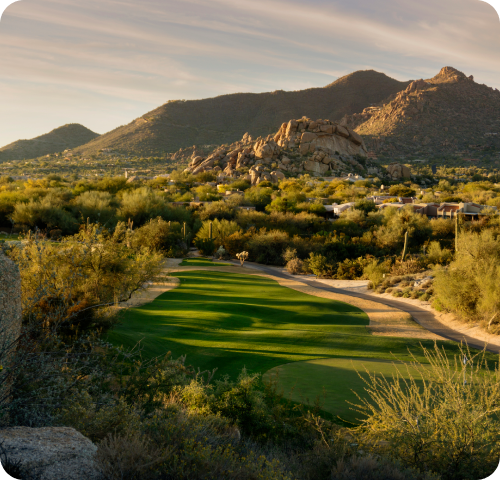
[341,67,500,157]
[0,124,99,162]
[73,70,411,157]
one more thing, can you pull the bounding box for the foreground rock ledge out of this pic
[0,427,100,480]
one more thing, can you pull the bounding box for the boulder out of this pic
[0,253,22,405]
[336,125,350,138]
[270,171,286,182]
[0,427,100,480]
[254,140,279,159]
[387,163,411,180]
[299,143,311,155]
[301,132,317,143]
[320,125,334,134]
[304,160,329,175]
[348,130,363,146]
[285,120,298,135]
[281,156,291,165]
[190,156,204,166]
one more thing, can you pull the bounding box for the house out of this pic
[332,202,356,215]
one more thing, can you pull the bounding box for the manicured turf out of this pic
[110,271,456,376]
[264,358,430,423]
[179,258,233,267]
[108,271,492,422]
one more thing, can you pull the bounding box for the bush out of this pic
[131,218,184,256]
[286,258,304,275]
[390,258,422,276]
[433,230,500,330]
[308,253,334,277]
[246,230,291,265]
[425,241,453,266]
[196,219,239,245]
[354,344,500,480]
[385,287,394,294]
[363,260,389,288]
[195,237,216,256]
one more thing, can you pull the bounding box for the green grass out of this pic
[0,234,20,240]
[264,358,431,423]
[179,258,232,267]
[108,271,493,421]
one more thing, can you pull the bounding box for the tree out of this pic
[388,184,416,197]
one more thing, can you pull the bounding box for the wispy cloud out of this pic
[0,0,499,146]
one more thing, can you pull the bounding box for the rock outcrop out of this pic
[0,253,22,409]
[387,163,411,180]
[0,427,100,480]
[184,117,368,180]
[341,66,500,157]
[273,117,367,157]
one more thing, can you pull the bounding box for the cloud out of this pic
[0,0,499,146]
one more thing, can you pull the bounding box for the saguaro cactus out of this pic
[402,230,409,261]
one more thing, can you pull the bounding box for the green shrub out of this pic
[196,219,239,245]
[195,237,216,256]
[354,344,500,480]
[363,260,389,288]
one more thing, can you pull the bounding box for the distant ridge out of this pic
[73,70,411,157]
[0,124,99,162]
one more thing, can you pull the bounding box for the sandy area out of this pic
[366,290,500,350]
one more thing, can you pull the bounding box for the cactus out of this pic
[209,221,213,240]
[455,213,459,252]
[402,230,409,261]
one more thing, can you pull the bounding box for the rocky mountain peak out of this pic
[428,66,470,84]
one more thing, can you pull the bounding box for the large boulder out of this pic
[387,163,411,180]
[0,427,100,480]
[304,160,329,175]
[0,253,22,407]
[253,140,279,159]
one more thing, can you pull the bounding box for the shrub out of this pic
[392,290,403,298]
[96,431,169,480]
[354,344,500,480]
[385,287,394,294]
[0,443,26,480]
[118,188,172,227]
[390,258,422,276]
[308,253,334,277]
[286,258,304,275]
[196,219,239,245]
[337,257,374,280]
[247,230,291,265]
[198,201,237,221]
[363,260,389,288]
[195,237,215,256]
[425,241,453,266]
[131,218,184,255]
[433,230,500,329]
[330,454,439,480]
[410,290,420,299]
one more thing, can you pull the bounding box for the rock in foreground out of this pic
[0,427,100,480]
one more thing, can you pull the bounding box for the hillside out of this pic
[341,67,500,157]
[0,124,99,162]
[73,70,410,157]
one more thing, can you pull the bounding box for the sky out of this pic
[0,0,499,147]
